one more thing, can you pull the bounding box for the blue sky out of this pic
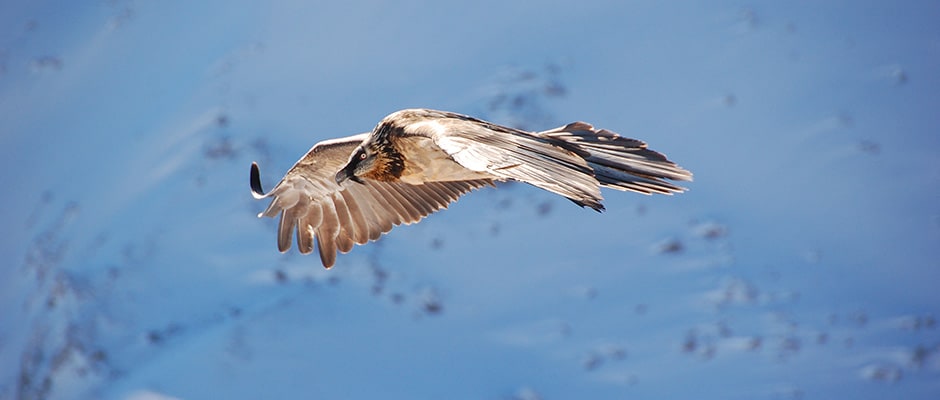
[1,1,938,399]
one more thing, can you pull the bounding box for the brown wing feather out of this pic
[250,134,490,268]
[316,199,340,265]
[339,190,370,244]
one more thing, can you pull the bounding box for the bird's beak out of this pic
[335,164,363,185]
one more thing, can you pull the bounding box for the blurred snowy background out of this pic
[1,1,938,399]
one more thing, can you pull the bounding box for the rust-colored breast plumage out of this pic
[361,123,406,182]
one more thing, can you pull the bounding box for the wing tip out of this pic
[250,162,269,199]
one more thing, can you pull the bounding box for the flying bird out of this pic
[251,108,692,268]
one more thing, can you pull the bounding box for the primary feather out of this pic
[252,108,692,268]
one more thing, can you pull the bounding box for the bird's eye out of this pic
[358,151,367,160]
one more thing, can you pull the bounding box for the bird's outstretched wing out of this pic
[391,110,691,211]
[251,134,491,268]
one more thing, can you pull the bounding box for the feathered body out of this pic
[252,108,692,268]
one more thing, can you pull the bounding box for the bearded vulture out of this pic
[251,108,692,268]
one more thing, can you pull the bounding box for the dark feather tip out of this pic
[250,162,268,199]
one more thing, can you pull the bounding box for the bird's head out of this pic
[335,137,404,185]
[335,145,371,184]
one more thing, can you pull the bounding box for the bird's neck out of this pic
[363,123,405,181]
